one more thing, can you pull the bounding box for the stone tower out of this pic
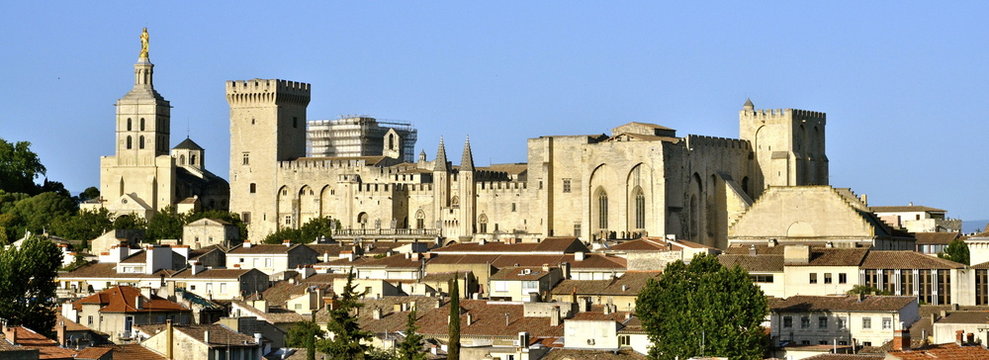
[458,137,477,237]
[739,98,828,194]
[98,28,176,217]
[432,138,451,233]
[227,79,311,238]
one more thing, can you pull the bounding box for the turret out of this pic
[458,137,476,236]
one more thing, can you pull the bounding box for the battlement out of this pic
[477,181,527,192]
[685,135,751,150]
[226,79,311,105]
[741,108,826,120]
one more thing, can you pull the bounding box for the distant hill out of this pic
[964,219,989,234]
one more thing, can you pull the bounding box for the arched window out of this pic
[139,136,145,149]
[179,155,186,165]
[358,212,369,229]
[140,118,146,131]
[478,214,489,233]
[415,210,425,229]
[634,188,645,229]
[388,134,395,150]
[126,118,132,131]
[597,189,609,229]
[126,136,132,149]
[191,154,197,165]
[451,196,460,207]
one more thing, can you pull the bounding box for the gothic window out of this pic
[140,118,146,131]
[191,154,197,165]
[126,118,132,131]
[179,155,186,165]
[597,189,609,230]
[415,210,425,229]
[358,212,369,229]
[139,136,145,149]
[388,134,395,150]
[478,214,488,233]
[126,136,133,149]
[242,152,250,165]
[633,187,645,229]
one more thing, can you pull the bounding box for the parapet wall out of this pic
[226,79,311,105]
[685,135,752,150]
[740,108,826,120]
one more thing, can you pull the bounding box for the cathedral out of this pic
[228,80,827,248]
[87,29,229,218]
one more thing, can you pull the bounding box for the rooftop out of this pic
[770,295,916,313]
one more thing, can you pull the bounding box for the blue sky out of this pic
[2,2,988,221]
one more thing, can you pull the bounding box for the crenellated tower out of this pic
[739,98,828,195]
[227,79,311,238]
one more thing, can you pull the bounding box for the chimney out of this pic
[56,320,66,346]
[783,245,811,264]
[166,320,174,360]
[859,194,868,206]
[968,333,975,345]
[322,253,329,263]
[550,306,560,327]
[767,238,778,247]
[518,332,529,347]
[559,262,571,279]
[604,304,613,315]
[892,323,911,351]
[466,312,473,326]
[479,238,487,245]
[283,239,292,247]
[956,330,964,346]
[372,308,382,320]
[203,329,210,345]
[243,240,252,248]
[541,264,550,273]
[574,251,585,261]
[825,241,834,248]
[748,245,757,256]
[190,260,204,275]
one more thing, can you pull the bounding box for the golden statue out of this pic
[139,27,150,59]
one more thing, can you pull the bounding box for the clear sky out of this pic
[2,2,988,221]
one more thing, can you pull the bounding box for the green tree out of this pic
[3,192,78,241]
[0,139,46,195]
[145,206,185,242]
[396,308,426,360]
[316,270,372,359]
[264,217,336,244]
[0,235,62,336]
[112,214,147,231]
[287,314,325,360]
[78,187,100,202]
[50,208,114,241]
[447,278,461,360]
[939,238,970,265]
[636,254,768,360]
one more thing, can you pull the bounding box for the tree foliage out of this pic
[636,254,768,360]
[264,217,337,244]
[50,208,114,242]
[287,315,324,360]
[0,139,46,195]
[939,238,970,265]
[396,308,427,360]
[78,187,100,202]
[317,270,372,359]
[0,235,62,336]
[447,278,461,360]
[846,285,892,296]
[1,191,77,241]
[145,206,185,242]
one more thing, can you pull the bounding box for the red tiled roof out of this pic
[886,343,989,359]
[110,344,167,360]
[73,285,189,313]
[861,251,964,270]
[914,232,959,245]
[770,295,915,313]
[490,267,554,281]
[551,272,660,296]
[75,346,113,359]
[416,300,563,338]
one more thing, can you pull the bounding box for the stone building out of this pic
[227,74,829,248]
[306,116,417,161]
[86,29,228,219]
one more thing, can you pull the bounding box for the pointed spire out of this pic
[742,98,754,110]
[460,136,475,172]
[433,137,450,172]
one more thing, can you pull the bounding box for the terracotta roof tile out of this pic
[540,349,647,360]
[60,263,176,279]
[75,346,113,359]
[551,272,660,296]
[108,344,167,360]
[914,232,959,245]
[871,205,947,213]
[886,342,989,359]
[770,295,915,313]
[138,323,257,347]
[415,300,563,338]
[861,251,964,269]
[431,237,587,254]
[936,311,989,324]
[228,243,303,255]
[719,254,784,272]
[490,266,554,281]
[73,286,189,313]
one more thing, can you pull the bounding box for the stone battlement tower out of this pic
[738,98,828,193]
[227,79,311,236]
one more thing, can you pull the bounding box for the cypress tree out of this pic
[447,278,461,360]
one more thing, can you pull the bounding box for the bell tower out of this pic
[115,27,170,164]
